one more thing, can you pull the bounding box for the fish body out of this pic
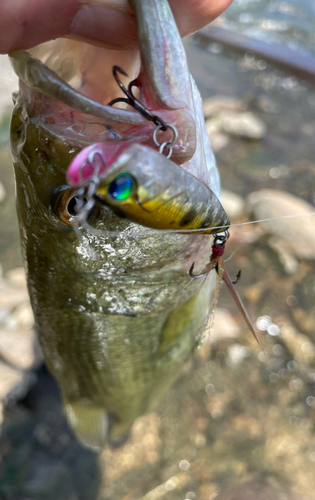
[10,0,223,448]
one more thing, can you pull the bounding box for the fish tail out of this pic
[64,401,111,450]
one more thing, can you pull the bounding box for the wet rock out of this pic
[0,265,40,404]
[0,276,29,310]
[219,111,266,139]
[221,189,246,219]
[207,308,241,345]
[0,327,41,371]
[0,181,5,203]
[268,236,299,274]
[203,95,242,118]
[205,117,221,135]
[10,301,34,329]
[4,266,28,290]
[247,189,315,260]
[208,132,230,153]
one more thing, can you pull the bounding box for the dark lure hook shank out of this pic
[108,66,169,131]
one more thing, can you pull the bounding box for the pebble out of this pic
[4,266,28,290]
[247,189,315,260]
[10,301,34,329]
[221,189,246,219]
[0,327,41,371]
[219,111,266,139]
[203,95,243,118]
[207,308,241,345]
[0,181,5,203]
[268,237,299,274]
[0,265,41,404]
[208,132,230,153]
[0,278,29,310]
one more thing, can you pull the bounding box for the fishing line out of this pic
[77,210,315,239]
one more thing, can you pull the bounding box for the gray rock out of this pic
[208,131,230,153]
[221,189,246,219]
[206,308,241,345]
[4,266,28,290]
[0,181,5,203]
[219,111,266,139]
[203,95,242,118]
[247,189,315,260]
[0,277,29,310]
[268,237,299,275]
[0,327,41,370]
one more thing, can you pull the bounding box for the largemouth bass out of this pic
[10,0,223,448]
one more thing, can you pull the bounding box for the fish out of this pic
[10,0,227,448]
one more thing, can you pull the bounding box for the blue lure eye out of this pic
[107,173,134,201]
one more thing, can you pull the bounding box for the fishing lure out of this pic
[67,142,230,234]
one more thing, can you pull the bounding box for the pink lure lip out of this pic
[67,142,131,186]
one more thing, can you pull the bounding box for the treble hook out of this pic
[189,230,230,279]
[108,66,169,131]
[232,270,241,285]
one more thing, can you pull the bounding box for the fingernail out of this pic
[71,4,137,50]
[84,0,132,12]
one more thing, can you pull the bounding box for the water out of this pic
[1,1,315,499]
[219,0,315,56]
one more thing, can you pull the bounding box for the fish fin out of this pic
[223,266,263,350]
[64,401,110,450]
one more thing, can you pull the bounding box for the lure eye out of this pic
[51,185,86,225]
[107,173,135,201]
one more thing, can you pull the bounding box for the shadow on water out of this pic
[0,366,101,500]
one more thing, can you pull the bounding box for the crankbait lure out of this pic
[67,142,230,234]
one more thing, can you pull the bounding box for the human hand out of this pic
[0,0,233,54]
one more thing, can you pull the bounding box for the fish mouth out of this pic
[9,0,197,165]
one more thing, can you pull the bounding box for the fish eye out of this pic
[107,173,135,201]
[51,185,88,225]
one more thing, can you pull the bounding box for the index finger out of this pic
[0,0,232,54]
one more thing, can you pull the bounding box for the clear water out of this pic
[221,0,315,56]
